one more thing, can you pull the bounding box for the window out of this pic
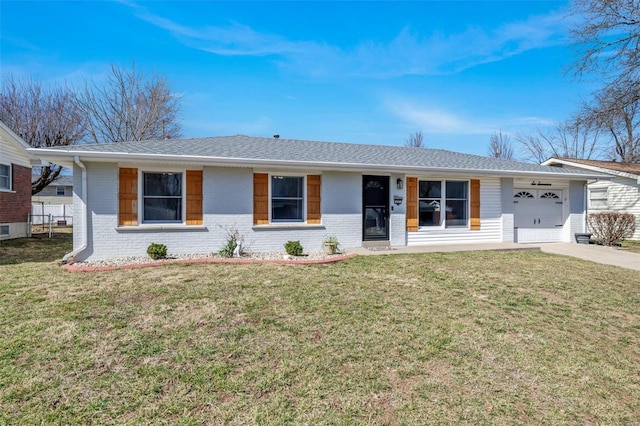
[56,186,65,196]
[419,180,468,228]
[271,176,304,222]
[142,172,183,222]
[589,188,608,208]
[0,164,10,190]
[0,225,8,236]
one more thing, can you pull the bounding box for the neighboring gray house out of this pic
[31,135,605,261]
[32,175,73,205]
[542,158,640,241]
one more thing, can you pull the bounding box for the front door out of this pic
[363,175,389,241]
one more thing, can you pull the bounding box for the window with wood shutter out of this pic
[119,168,138,226]
[253,173,322,224]
[470,179,480,230]
[186,170,203,225]
[119,167,203,226]
[413,179,478,229]
[406,177,418,231]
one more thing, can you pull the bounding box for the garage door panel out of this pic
[513,189,564,243]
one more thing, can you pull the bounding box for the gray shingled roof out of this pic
[35,135,604,177]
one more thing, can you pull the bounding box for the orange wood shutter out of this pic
[406,177,418,232]
[253,173,269,225]
[470,179,480,230]
[186,170,203,225]
[118,168,138,226]
[306,174,321,224]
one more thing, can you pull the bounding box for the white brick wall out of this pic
[76,164,368,260]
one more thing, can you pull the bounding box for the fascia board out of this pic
[542,158,639,181]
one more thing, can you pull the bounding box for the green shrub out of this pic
[219,229,242,258]
[284,240,303,256]
[323,235,340,254]
[147,242,168,260]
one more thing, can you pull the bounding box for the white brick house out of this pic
[31,135,605,261]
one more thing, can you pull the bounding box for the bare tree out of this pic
[516,120,604,163]
[570,0,640,105]
[78,63,182,143]
[569,0,640,162]
[579,87,640,162]
[0,76,86,194]
[487,131,514,160]
[405,130,424,147]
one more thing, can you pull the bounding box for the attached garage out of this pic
[513,189,564,243]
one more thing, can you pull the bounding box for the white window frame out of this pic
[589,188,608,209]
[418,179,470,229]
[269,173,307,223]
[0,163,11,191]
[56,186,65,196]
[139,169,186,224]
[0,224,9,236]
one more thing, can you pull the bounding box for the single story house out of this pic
[32,175,74,226]
[542,157,640,240]
[0,121,33,240]
[30,135,605,261]
[32,175,73,205]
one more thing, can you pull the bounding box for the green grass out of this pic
[621,240,640,253]
[1,237,640,424]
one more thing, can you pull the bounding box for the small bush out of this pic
[219,229,242,258]
[147,242,168,260]
[587,212,636,246]
[284,240,303,256]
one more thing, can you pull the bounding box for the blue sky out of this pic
[1,1,596,156]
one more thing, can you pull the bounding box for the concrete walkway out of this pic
[348,242,640,272]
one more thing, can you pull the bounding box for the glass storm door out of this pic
[362,175,390,241]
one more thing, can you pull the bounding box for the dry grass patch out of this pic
[1,239,640,424]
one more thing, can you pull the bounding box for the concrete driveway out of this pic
[348,242,640,272]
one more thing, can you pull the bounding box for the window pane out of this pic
[272,176,303,198]
[144,173,182,197]
[272,199,303,221]
[445,200,467,227]
[0,165,9,189]
[446,181,467,199]
[144,198,182,221]
[419,181,441,198]
[419,200,441,226]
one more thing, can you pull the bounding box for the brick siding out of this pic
[0,164,32,223]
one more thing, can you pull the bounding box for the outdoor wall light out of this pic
[397,178,403,189]
[394,196,403,205]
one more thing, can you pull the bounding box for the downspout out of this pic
[62,156,87,264]
[583,181,589,234]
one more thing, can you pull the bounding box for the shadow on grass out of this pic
[0,234,73,265]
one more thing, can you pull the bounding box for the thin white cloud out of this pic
[120,1,570,78]
[385,97,555,135]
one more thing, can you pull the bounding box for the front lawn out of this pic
[1,239,639,424]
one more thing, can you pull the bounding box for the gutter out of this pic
[62,156,87,264]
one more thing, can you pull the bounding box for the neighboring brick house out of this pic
[32,135,607,262]
[0,121,33,240]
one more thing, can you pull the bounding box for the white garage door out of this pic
[513,189,564,243]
